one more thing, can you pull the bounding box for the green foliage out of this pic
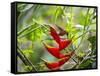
[79,59,94,69]
[24,66,33,71]
[23,50,33,56]
[77,51,85,58]
[88,36,96,51]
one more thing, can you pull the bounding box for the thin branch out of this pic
[76,55,96,69]
[17,23,35,36]
[73,9,90,51]
[17,46,38,71]
[18,25,44,39]
[17,50,31,71]
[73,30,89,43]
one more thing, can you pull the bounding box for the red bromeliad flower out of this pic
[42,26,74,70]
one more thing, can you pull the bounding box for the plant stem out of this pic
[73,30,89,42]
[73,8,90,51]
[17,46,38,72]
[17,50,31,71]
[17,23,35,36]
[76,54,96,69]
[18,25,44,39]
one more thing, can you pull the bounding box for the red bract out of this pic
[50,27,61,44]
[43,42,59,58]
[42,53,74,70]
[59,39,72,50]
[41,58,59,70]
[43,42,74,58]
[45,62,59,70]
[59,51,75,66]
